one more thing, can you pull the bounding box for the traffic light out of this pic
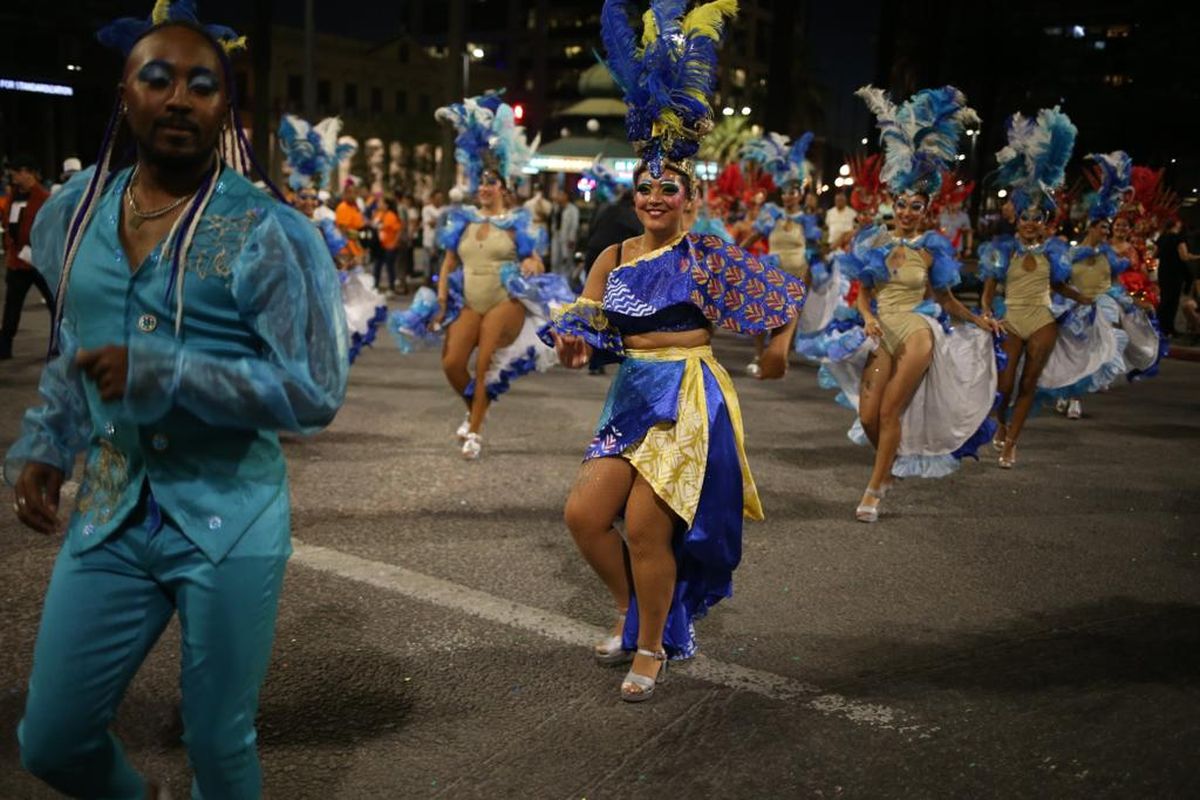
[513,103,525,122]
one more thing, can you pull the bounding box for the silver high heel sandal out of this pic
[594,613,633,665]
[855,487,884,523]
[998,441,1017,469]
[621,648,668,703]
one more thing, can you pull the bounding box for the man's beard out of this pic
[135,129,219,172]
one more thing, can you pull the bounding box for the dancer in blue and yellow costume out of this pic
[738,131,848,367]
[278,114,386,364]
[836,86,1001,522]
[5,3,347,797]
[978,107,1113,467]
[543,0,805,703]
[390,91,574,459]
[1050,151,1166,420]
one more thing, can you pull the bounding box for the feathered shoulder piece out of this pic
[97,0,246,56]
[436,90,539,192]
[601,0,739,179]
[741,131,813,189]
[856,85,979,197]
[1084,151,1132,221]
[278,115,357,192]
[993,106,1077,214]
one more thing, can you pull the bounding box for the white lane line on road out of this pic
[291,541,929,735]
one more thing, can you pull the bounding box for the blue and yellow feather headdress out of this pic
[582,157,623,202]
[993,106,1077,215]
[601,0,739,180]
[97,0,247,56]
[857,85,979,197]
[436,90,539,192]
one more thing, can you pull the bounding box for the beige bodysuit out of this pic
[460,222,518,314]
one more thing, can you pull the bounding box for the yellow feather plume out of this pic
[641,9,658,49]
[151,0,171,25]
[682,0,739,40]
[223,36,248,53]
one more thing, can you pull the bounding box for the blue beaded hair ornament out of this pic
[600,0,739,183]
[993,106,1077,217]
[857,85,979,199]
[49,0,280,357]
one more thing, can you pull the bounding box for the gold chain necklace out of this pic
[125,165,195,230]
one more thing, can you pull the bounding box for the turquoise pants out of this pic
[18,496,288,799]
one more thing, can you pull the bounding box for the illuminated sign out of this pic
[0,78,74,97]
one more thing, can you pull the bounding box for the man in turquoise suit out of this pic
[5,8,348,799]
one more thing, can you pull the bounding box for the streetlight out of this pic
[722,107,734,117]
[471,46,485,59]
[860,137,868,145]
[997,189,1008,198]
[838,164,850,177]
[740,106,752,116]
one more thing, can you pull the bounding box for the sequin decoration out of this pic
[75,439,129,526]
[188,209,263,283]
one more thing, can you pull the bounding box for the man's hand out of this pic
[12,462,65,535]
[76,346,129,402]
[553,332,591,369]
[520,257,544,277]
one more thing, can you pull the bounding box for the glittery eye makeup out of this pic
[187,68,219,96]
[137,60,172,88]
[660,181,680,196]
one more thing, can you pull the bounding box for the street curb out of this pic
[1167,344,1200,362]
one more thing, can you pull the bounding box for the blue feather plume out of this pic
[993,106,1077,213]
[858,85,978,196]
[1085,150,1132,220]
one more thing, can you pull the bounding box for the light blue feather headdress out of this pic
[582,157,622,202]
[741,131,814,189]
[857,85,979,197]
[436,90,539,192]
[96,0,246,56]
[1084,150,1132,221]
[278,115,358,192]
[600,0,739,180]
[993,106,1077,215]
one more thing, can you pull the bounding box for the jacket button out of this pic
[151,434,169,451]
[103,421,116,436]
[82,524,95,536]
[137,314,158,333]
[208,516,223,530]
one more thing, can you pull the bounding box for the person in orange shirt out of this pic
[374,196,404,295]
[334,181,365,264]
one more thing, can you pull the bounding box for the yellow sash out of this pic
[623,346,764,525]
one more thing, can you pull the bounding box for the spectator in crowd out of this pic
[825,190,857,250]
[1,154,53,360]
[374,195,404,295]
[1157,218,1200,337]
[581,184,641,375]
[49,157,83,196]
[397,194,419,288]
[419,189,445,278]
[938,199,974,256]
[993,198,1017,238]
[550,187,580,275]
[335,181,366,264]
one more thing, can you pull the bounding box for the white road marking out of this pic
[291,541,929,735]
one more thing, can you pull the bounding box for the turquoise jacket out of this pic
[4,164,348,562]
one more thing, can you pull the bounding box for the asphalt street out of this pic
[1,294,1198,799]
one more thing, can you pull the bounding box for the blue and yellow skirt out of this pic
[585,346,763,660]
